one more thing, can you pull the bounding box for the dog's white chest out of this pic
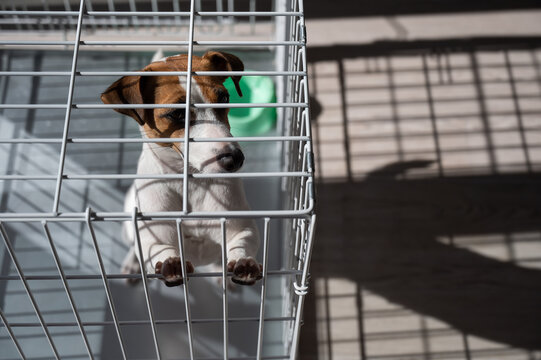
[126,143,256,267]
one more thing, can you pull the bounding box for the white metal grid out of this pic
[0,1,315,359]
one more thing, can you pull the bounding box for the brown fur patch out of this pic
[100,51,244,150]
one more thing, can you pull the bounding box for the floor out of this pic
[299,5,541,360]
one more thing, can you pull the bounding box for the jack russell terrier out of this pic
[101,51,262,287]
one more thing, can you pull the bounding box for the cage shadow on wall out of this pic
[301,36,541,359]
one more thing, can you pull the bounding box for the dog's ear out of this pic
[101,75,145,125]
[202,51,244,97]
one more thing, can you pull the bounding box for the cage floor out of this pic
[0,48,289,359]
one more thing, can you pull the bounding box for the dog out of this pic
[101,51,262,287]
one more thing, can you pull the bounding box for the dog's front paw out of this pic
[227,257,262,286]
[155,257,194,287]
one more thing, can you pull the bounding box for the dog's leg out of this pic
[122,243,195,287]
[226,224,262,286]
[137,241,195,287]
[121,246,141,285]
[134,221,196,287]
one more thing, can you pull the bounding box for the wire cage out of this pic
[0,1,315,359]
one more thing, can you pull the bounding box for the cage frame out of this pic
[0,0,316,359]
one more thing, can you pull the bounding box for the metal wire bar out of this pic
[0,71,307,76]
[0,11,302,16]
[0,306,26,359]
[0,269,300,281]
[0,205,315,222]
[132,207,162,359]
[0,135,310,144]
[0,171,311,181]
[0,103,308,109]
[0,40,304,46]
[182,0,196,214]
[83,0,97,32]
[41,221,94,359]
[256,218,271,360]
[216,0,223,24]
[84,208,128,360]
[290,215,316,360]
[150,0,159,26]
[128,0,138,28]
[176,219,195,360]
[51,0,85,214]
[220,218,229,360]
[3,315,296,328]
[0,222,61,359]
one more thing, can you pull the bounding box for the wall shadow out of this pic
[311,162,541,351]
[301,35,541,358]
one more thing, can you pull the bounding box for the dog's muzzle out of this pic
[217,147,245,172]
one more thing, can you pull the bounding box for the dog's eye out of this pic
[217,90,229,103]
[163,109,186,126]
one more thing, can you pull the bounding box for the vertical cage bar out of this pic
[216,0,223,24]
[132,207,162,360]
[228,0,234,31]
[151,0,160,27]
[0,222,61,360]
[39,0,54,31]
[84,0,97,32]
[128,0,139,29]
[8,1,22,32]
[256,218,271,360]
[106,0,118,31]
[182,0,196,213]
[176,219,195,360]
[42,221,94,359]
[0,306,26,359]
[61,0,71,34]
[249,0,256,33]
[195,0,202,25]
[84,209,128,360]
[172,0,182,29]
[220,218,229,360]
[52,0,86,213]
[289,214,316,360]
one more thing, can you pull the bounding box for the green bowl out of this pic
[224,74,277,137]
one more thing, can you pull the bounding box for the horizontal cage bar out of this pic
[0,11,303,17]
[0,40,305,46]
[0,103,308,109]
[0,171,311,180]
[0,71,307,77]
[0,269,301,281]
[2,316,296,328]
[0,206,316,221]
[0,135,310,144]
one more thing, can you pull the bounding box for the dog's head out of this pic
[101,51,245,173]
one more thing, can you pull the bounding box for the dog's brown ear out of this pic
[202,51,244,97]
[101,75,145,125]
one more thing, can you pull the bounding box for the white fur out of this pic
[122,79,259,275]
[151,48,166,63]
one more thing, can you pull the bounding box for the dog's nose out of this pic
[217,148,244,172]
